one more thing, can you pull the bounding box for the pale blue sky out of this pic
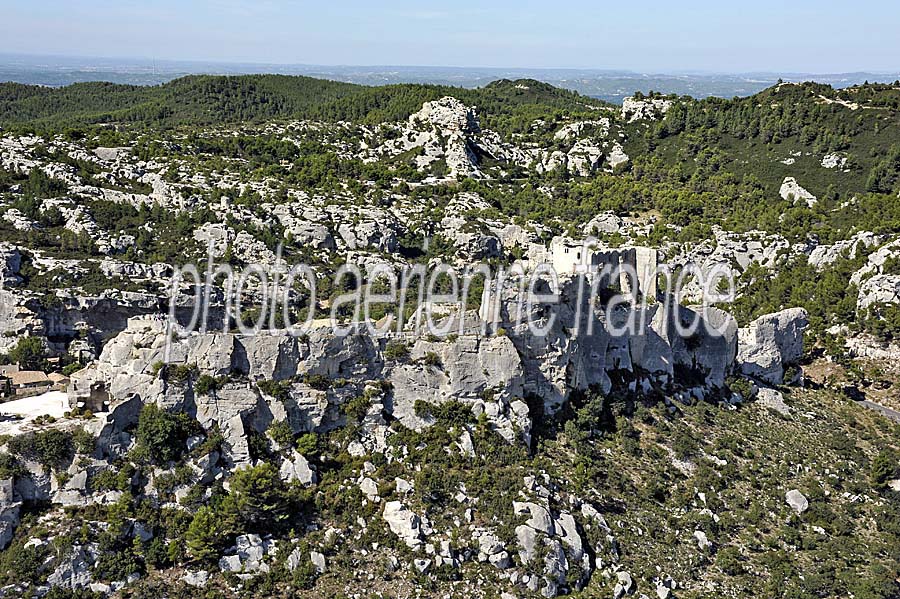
[1,0,897,72]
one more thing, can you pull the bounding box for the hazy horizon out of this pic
[3,51,898,104]
[3,51,899,77]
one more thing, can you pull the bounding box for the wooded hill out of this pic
[0,74,601,131]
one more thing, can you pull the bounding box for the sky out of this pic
[1,0,897,73]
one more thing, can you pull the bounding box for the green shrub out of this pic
[134,405,195,465]
[61,362,83,376]
[421,352,442,368]
[193,374,220,395]
[267,420,294,448]
[258,379,292,400]
[870,450,898,490]
[5,337,45,370]
[726,375,753,399]
[383,341,410,362]
[302,373,330,391]
[672,428,699,460]
[7,429,74,469]
[716,545,745,575]
[166,363,199,385]
[71,427,95,454]
[185,505,225,562]
[221,462,292,530]
[342,395,371,423]
[413,400,473,427]
[0,453,23,478]
[296,433,318,457]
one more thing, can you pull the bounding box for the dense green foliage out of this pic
[7,429,74,469]
[3,336,46,370]
[0,75,603,133]
[134,404,197,465]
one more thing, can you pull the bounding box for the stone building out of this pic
[540,237,658,301]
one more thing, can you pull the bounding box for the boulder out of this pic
[310,551,327,574]
[780,177,817,207]
[182,570,209,587]
[513,501,555,535]
[279,451,316,486]
[515,524,539,564]
[786,489,809,514]
[757,387,791,416]
[382,501,424,549]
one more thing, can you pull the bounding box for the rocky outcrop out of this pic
[780,177,817,208]
[857,275,900,311]
[387,335,524,429]
[511,483,597,597]
[407,97,482,178]
[808,231,880,269]
[738,308,808,385]
[821,153,848,169]
[622,97,673,122]
[757,387,791,416]
[0,479,21,550]
[219,534,275,575]
[279,450,316,486]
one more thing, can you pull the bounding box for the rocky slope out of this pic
[1,78,900,599]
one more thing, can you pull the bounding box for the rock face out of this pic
[72,278,799,474]
[738,308,809,385]
[0,479,21,550]
[668,304,738,389]
[69,316,379,463]
[387,335,524,431]
[808,231,880,269]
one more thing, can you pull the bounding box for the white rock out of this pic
[756,388,792,417]
[693,530,712,550]
[786,489,809,514]
[780,177,817,208]
[310,551,326,574]
[382,501,423,548]
[182,570,209,587]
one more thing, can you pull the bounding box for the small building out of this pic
[9,370,52,392]
[48,372,70,389]
[547,237,659,300]
[68,376,110,414]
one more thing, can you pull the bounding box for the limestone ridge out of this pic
[66,281,808,467]
[373,95,629,179]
